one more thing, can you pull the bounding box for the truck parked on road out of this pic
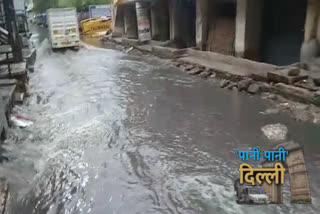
[47,8,80,49]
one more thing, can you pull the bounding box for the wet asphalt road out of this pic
[1,30,320,214]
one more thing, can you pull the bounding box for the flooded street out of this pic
[1,35,320,214]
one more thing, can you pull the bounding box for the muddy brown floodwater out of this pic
[0,34,320,214]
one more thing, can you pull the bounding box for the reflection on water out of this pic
[0,38,319,214]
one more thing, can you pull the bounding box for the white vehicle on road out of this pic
[47,8,80,49]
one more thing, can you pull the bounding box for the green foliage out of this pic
[33,0,111,12]
[291,199,312,204]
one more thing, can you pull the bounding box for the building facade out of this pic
[197,0,308,66]
[112,0,317,67]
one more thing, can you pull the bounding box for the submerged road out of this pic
[0,35,320,214]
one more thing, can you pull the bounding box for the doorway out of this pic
[151,0,170,41]
[260,0,307,65]
[175,0,196,48]
[207,0,236,55]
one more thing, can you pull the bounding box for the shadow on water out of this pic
[0,34,319,214]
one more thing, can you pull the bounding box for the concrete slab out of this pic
[267,69,309,85]
[112,37,123,44]
[152,45,187,59]
[0,45,11,53]
[0,68,8,76]
[0,79,17,86]
[273,83,317,104]
[179,49,277,81]
[0,54,13,63]
[135,44,152,52]
[0,62,27,79]
[122,38,141,46]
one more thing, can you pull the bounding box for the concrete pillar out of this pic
[235,0,247,58]
[304,0,320,42]
[113,6,125,37]
[196,0,208,50]
[151,2,159,40]
[124,4,138,39]
[301,0,320,62]
[245,0,263,60]
[235,0,263,60]
[169,0,178,41]
[151,0,169,41]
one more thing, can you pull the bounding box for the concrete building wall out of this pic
[123,4,138,39]
[151,0,169,41]
[236,0,307,65]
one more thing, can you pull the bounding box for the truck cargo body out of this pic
[88,5,111,18]
[47,8,80,49]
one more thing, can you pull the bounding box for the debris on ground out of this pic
[10,114,34,128]
[260,108,280,115]
[124,47,134,53]
[247,83,260,94]
[14,92,25,104]
[237,78,253,91]
[287,67,301,76]
[261,123,288,141]
[220,79,230,88]
[184,64,195,72]
[227,82,237,90]
[188,67,203,75]
[199,70,212,79]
